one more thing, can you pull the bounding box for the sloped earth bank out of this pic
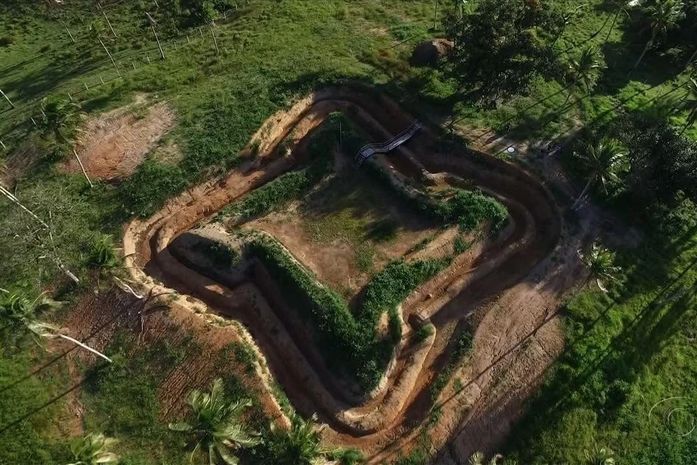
[123,86,571,462]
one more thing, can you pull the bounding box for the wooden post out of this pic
[83,82,89,90]
[146,13,165,59]
[65,25,76,43]
[31,117,37,126]
[186,34,190,44]
[210,24,220,55]
[0,184,49,229]
[0,140,5,150]
[68,93,73,101]
[146,53,151,64]
[132,61,136,70]
[98,37,121,76]
[100,3,118,37]
[73,149,93,187]
[100,75,105,85]
[0,89,14,109]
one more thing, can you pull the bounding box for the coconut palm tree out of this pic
[0,289,112,361]
[0,290,60,348]
[265,413,325,465]
[579,243,621,292]
[66,433,118,465]
[633,0,686,70]
[678,77,697,136]
[169,378,259,465]
[468,451,516,465]
[552,4,585,46]
[584,445,616,465]
[564,46,603,106]
[571,137,627,209]
[40,96,83,143]
[603,0,631,42]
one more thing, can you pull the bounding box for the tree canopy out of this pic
[444,0,564,105]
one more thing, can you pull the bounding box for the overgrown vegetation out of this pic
[248,235,446,391]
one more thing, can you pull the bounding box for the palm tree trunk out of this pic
[56,334,112,362]
[686,47,697,69]
[633,35,655,71]
[605,8,622,42]
[572,179,593,210]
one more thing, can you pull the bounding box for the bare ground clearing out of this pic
[63,96,175,181]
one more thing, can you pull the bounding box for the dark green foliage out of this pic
[619,113,697,206]
[193,240,239,268]
[88,234,119,269]
[444,0,563,104]
[255,414,323,465]
[435,189,509,232]
[453,235,471,254]
[430,330,473,401]
[329,448,365,465]
[364,160,508,234]
[248,236,446,391]
[412,323,434,344]
[0,354,61,465]
[170,0,247,27]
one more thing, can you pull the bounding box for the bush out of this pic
[248,236,446,391]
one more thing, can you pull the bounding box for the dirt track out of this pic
[121,86,572,462]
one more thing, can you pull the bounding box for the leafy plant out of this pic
[262,414,324,465]
[169,378,260,465]
[88,234,119,270]
[66,433,119,465]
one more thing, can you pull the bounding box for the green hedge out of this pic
[248,236,446,391]
[363,160,509,233]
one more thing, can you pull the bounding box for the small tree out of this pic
[264,414,325,465]
[564,46,603,105]
[40,97,83,144]
[0,290,112,361]
[584,445,616,465]
[572,137,627,209]
[579,243,621,292]
[633,0,686,70]
[169,378,259,465]
[66,433,118,465]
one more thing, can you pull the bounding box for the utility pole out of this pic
[146,12,165,59]
[0,89,15,109]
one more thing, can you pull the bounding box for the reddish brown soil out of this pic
[118,86,577,462]
[63,98,175,181]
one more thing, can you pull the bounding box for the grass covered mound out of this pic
[248,235,447,392]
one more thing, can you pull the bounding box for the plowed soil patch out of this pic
[64,101,175,181]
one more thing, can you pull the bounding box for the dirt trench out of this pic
[122,85,568,462]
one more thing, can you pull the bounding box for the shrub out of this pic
[247,236,446,391]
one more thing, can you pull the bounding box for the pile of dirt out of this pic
[63,98,175,181]
[410,39,454,67]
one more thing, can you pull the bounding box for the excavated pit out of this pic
[122,85,563,462]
